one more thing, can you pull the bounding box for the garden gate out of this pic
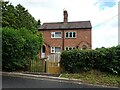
[46,53,61,74]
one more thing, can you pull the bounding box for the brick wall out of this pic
[39,29,91,58]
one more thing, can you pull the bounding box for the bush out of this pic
[2,27,43,71]
[61,46,120,74]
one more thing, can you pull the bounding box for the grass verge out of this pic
[60,70,120,87]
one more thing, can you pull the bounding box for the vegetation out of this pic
[1,1,40,33]
[2,1,43,71]
[2,27,43,71]
[61,70,120,87]
[61,45,120,75]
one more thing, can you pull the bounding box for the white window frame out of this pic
[65,47,76,50]
[65,32,76,38]
[51,47,61,53]
[51,32,62,38]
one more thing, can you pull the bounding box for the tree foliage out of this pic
[1,1,38,33]
[37,19,41,28]
[2,27,43,71]
[1,1,44,71]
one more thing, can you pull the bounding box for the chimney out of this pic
[63,10,68,23]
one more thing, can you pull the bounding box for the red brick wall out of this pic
[41,30,63,47]
[64,29,91,48]
[39,29,91,57]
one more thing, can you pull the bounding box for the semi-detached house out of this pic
[38,10,92,58]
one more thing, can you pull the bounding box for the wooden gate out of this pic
[46,53,61,74]
[28,54,61,74]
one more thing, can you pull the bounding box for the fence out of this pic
[29,53,61,74]
[29,59,45,72]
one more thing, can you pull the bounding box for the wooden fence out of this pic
[29,53,61,74]
[29,59,45,72]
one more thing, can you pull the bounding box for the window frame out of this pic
[51,32,62,38]
[65,47,76,50]
[65,31,76,38]
[51,47,61,53]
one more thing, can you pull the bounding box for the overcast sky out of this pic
[5,0,119,49]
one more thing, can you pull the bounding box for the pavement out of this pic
[2,72,120,88]
[2,72,82,84]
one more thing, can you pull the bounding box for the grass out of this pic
[60,70,120,87]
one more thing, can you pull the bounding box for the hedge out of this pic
[60,45,120,74]
[2,27,43,71]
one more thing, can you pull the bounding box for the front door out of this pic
[41,45,46,58]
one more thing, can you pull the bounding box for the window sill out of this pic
[51,37,62,39]
[65,37,76,39]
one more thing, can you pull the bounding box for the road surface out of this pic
[2,75,119,89]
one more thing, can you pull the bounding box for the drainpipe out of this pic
[62,30,64,51]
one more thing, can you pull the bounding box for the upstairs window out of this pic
[51,32,62,38]
[65,32,76,38]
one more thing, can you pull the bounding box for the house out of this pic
[38,10,92,58]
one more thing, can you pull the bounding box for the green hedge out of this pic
[2,27,43,71]
[61,46,120,74]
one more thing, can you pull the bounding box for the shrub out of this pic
[2,27,43,71]
[61,46,120,74]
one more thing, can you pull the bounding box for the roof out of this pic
[38,21,92,30]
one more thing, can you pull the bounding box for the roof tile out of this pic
[38,21,92,30]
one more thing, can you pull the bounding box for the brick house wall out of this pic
[39,28,91,58]
[64,29,91,48]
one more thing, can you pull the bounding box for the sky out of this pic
[5,0,119,49]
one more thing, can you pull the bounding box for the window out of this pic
[69,47,72,50]
[65,32,76,38]
[51,32,62,38]
[66,32,69,37]
[73,48,75,49]
[70,32,72,37]
[73,32,76,37]
[51,47,61,53]
[66,47,68,50]
[65,47,76,50]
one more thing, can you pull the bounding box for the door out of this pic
[41,45,46,58]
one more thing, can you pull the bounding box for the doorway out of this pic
[41,45,46,58]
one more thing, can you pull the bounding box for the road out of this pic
[2,75,119,88]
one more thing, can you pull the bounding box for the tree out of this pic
[15,4,38,33]
[2,1,12,27]
[37,19,41,28]
[2,1,44,71]
[1,1,39,33]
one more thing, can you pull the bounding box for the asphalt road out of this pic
[2,75,119,89]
